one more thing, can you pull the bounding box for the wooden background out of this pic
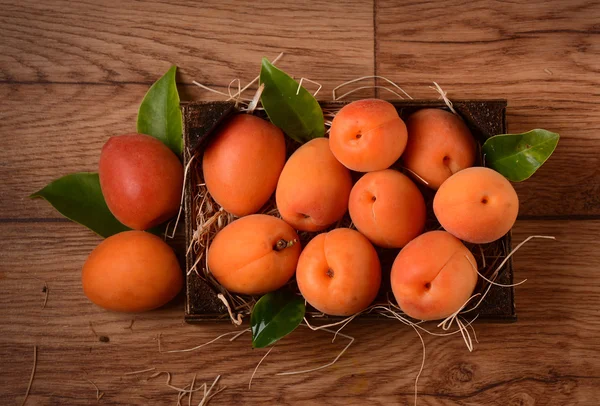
[1,0,599,404]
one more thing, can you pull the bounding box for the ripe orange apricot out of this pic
[207,214,301,295]
[349,169,426,248]
[276,138,352,231]
[391,231,478,320]
[403,108,476,189]
[433,167,519,244]
[99,133,183,230]
[296,228,381,316]
[329,99,408,172]
[82,231,183,312]
[203,114,286,217]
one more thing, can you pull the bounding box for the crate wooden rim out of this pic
[182,99,516,323]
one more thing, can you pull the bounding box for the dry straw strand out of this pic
[244,83,264,114]
[402,166,430,186]
[86,379,104,401]
[217,293,243,326]
[192,81,229,97]
[411,324,426,406]
[249,346,274,389]
[296,77,323,97]
[198,375,222,406]
[465,255,528,288]
[463,235,556,313]
[147,371,206,395]
[226,52,284,102]
[429,82,458,115]
[189,374,197,406]
[21,346,37,406]
[332,75,413,100]
[168,154,196,239]
[276,325,354,376]
[160,330,246,354]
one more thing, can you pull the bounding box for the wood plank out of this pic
[375,0,600,218]
[1,84,599,220]
[0,220,598,404]
[0,0,374,87]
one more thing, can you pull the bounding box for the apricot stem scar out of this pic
[274,239,298,251]
[326,269,334,278]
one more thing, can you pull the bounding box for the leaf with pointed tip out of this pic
[483,129,559,182]
[137,65,183,156]
[251,290,305,348]
[259,58,325,143]
[30,173,130,238]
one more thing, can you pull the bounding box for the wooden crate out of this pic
[182,100,516,323]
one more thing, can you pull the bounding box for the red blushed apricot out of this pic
[296,228,381,316]
[403,108,476,189]
[349,169,426,248]
[276,138,352,232]
[433,167,519,244]
[391,231,478,321]
[203,114,286,217]
[99,133,183,230]
[329,99,408,172]
[82,231,183,312]
[207,214,301,295]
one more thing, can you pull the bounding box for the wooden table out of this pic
[1,1,598,404]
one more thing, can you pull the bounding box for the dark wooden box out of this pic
[182,100,516,323]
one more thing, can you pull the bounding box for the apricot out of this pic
[99,133,183,230]
[82,231,183,312]
[207,214,301,295]
[349,169,426,248]
[329,99,408,172]
[296,228,381,316]
[403,108,476,189]
[391,231,478,320]
[203,114,286,217]
[433,167,519,244]
[276,138,352,231]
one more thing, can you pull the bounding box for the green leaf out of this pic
[137,65,183,156]
[250,289,305,348]
[259,58,325,143]
[30,173,130,238]
[482,129,560,182]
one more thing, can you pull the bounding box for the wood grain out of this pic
[0,220,598,405]
[2,0,599,404]
[0,0,374,86]
[375,0,600,218]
